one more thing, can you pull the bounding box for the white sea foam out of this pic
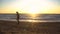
[0,19,60,22]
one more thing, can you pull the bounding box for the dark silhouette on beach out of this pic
[16,12,19,24]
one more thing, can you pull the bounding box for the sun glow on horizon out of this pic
[0,0,60,14]
[2,0,54,14]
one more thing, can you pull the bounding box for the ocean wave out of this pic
[0,14,60,20]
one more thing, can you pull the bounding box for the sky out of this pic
[0,0,60,14]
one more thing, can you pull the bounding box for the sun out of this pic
[10,0,54,14]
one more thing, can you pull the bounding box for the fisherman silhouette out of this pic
[16,12,19,24]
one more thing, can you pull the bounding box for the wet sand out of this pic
[0,20,60,34]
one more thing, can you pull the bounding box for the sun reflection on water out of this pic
[29,14,38,19]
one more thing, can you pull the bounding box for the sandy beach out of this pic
[0,20,60,34]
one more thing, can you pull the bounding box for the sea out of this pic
[0,14,60,22]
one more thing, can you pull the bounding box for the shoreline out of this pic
[0,19,60,22]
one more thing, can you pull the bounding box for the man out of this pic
[16,12,19,24]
